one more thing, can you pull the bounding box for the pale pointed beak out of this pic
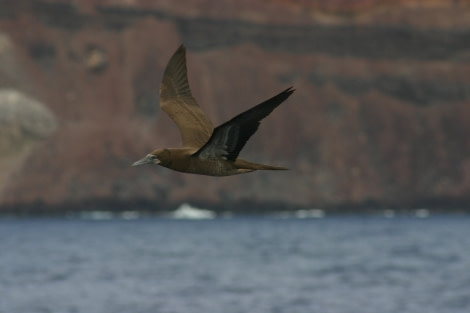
[132,154,159,166]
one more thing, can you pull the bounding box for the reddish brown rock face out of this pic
[1,0,470,213]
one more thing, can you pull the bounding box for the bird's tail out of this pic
[255,164,288,170]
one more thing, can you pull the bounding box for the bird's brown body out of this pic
[149,148,286,176]
[132,45,294,176]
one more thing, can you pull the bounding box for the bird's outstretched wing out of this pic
[194,87,295,161]
[159,45,214,148]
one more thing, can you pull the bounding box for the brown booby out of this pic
[132,45,294,176]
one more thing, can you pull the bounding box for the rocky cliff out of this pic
[1,0,470,213]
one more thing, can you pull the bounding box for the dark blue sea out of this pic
[1,214,470,313]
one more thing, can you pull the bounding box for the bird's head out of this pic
[132,149,170,167]
[132,153,160,166]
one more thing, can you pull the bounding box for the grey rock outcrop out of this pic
[0,89,57,153]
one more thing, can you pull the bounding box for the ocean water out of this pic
[1,214,470,313]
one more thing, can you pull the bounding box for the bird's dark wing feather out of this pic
[160,45,214,148]
[194,87,295,161]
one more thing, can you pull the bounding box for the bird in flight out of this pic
[132,45,294,176]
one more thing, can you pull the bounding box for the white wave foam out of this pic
[171,203,215,219]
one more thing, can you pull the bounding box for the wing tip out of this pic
[173,44,186,59]
[284,86,296,95]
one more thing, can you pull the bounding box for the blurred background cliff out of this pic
[1,0,470,214]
